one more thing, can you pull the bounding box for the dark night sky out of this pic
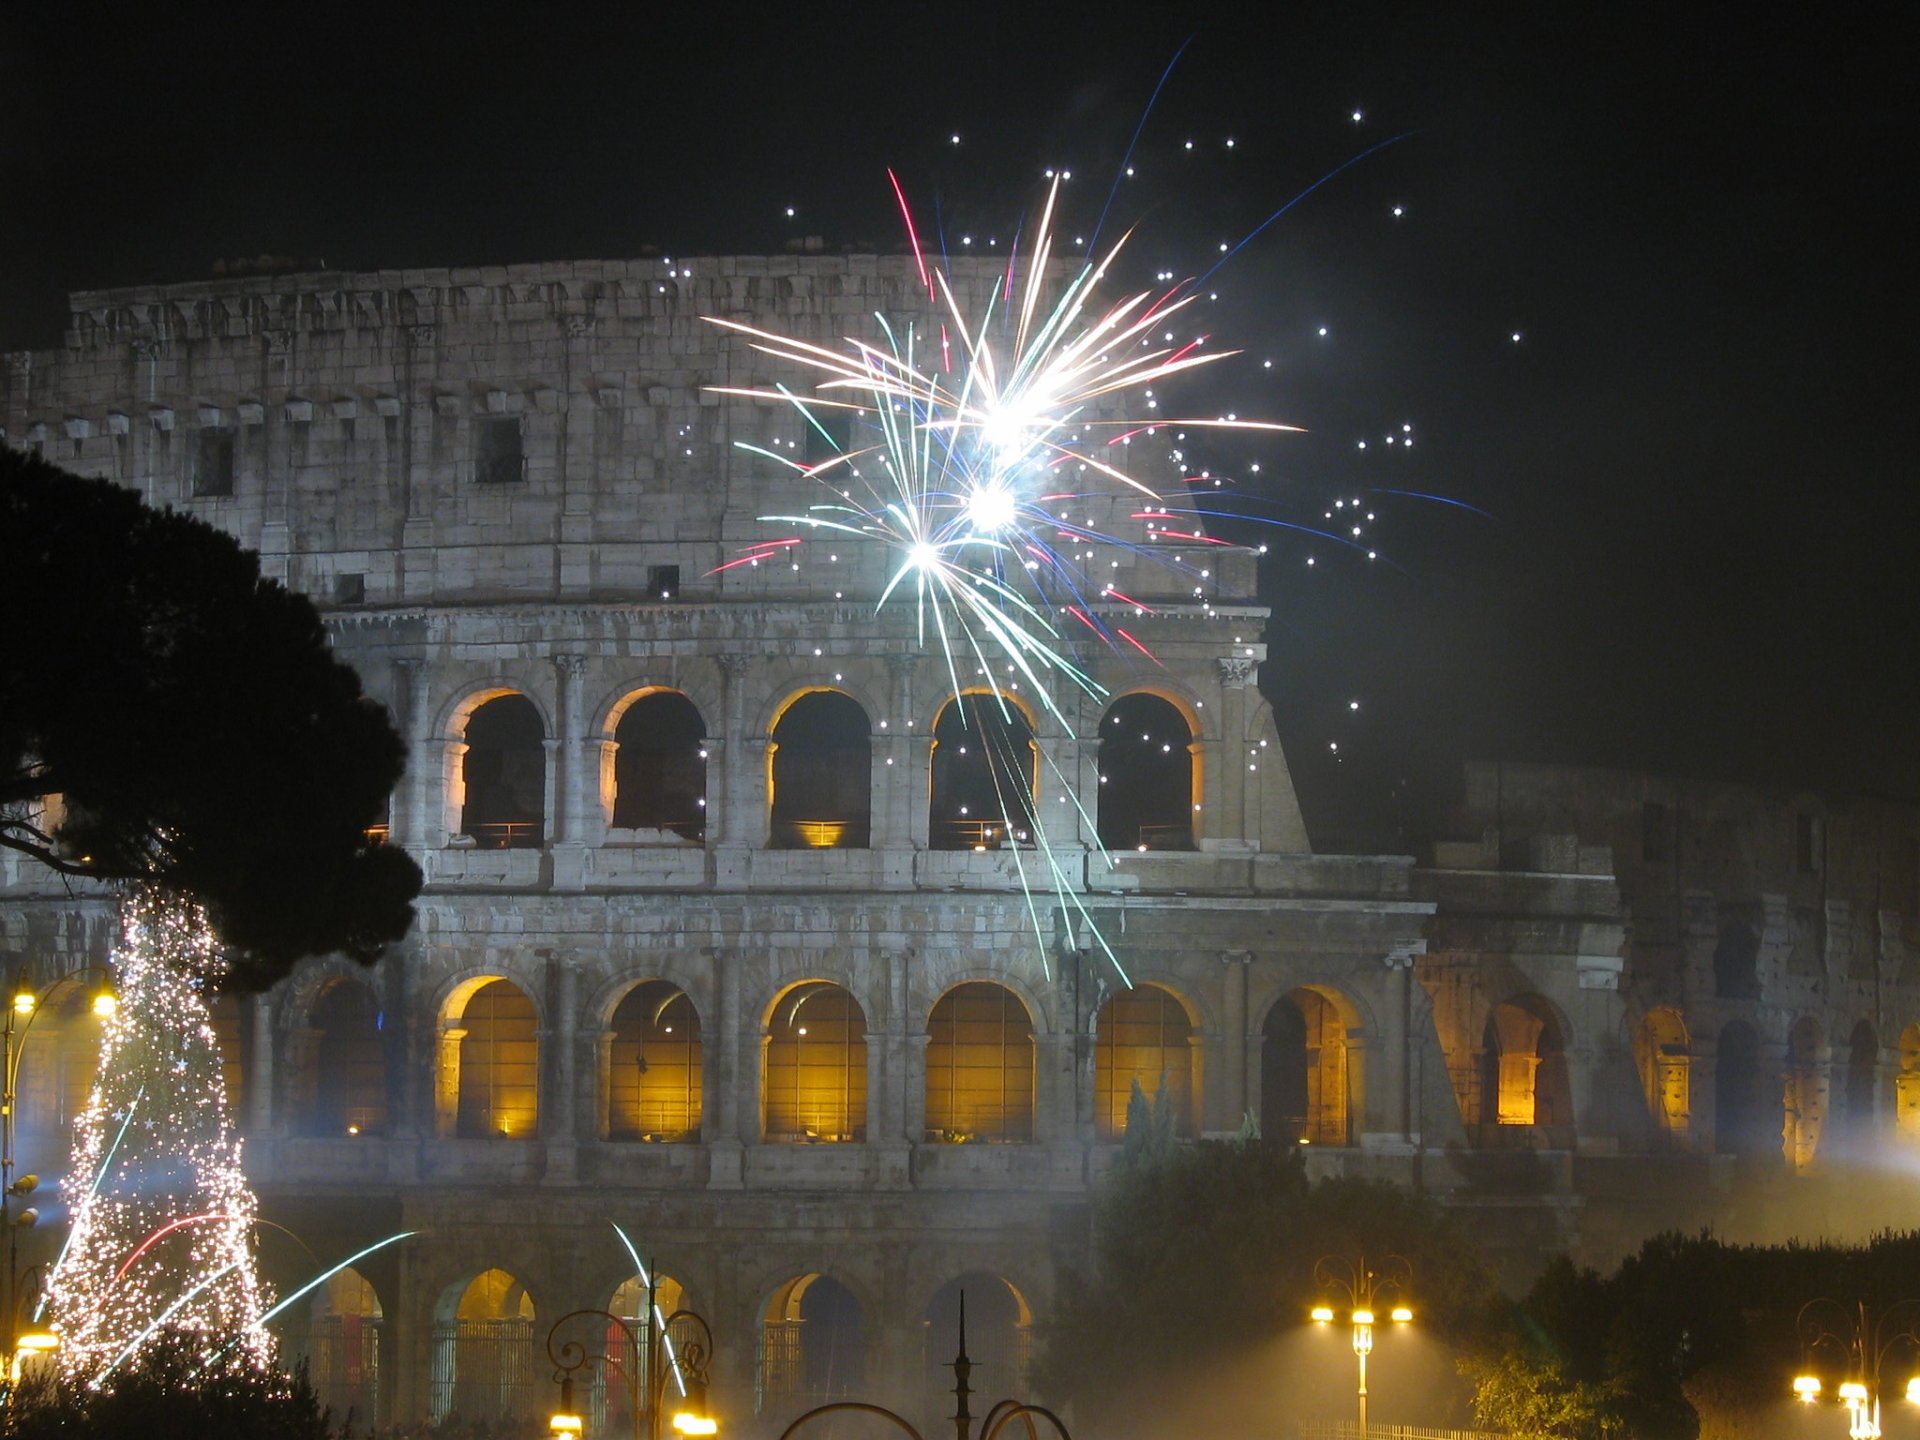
[4,4,1914,842]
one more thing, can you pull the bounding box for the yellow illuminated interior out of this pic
[455,980,539,1139]
[1095,984,1194,1141]
[926,983,1035,1142]
[763,985,867,1142]
[609,982,703,1142]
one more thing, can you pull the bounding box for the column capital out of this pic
[717,652,756,680]
[1385,941,1427,969]
[553,652,587,679]
[884,653,921,679]
[1217,656,1258,689]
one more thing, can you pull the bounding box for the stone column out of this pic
[1215,657,1257,846]
[434,1026,466,1138]
[1378,944,1424,1146]
[392,658,429,849]
[708,950,745,1188]
[247,996,274,1136]
[1221,950,1250,1131]
[544,954,578,1179]
[876,655,919,851]
[714,654,756,876]
[552,655,588,889]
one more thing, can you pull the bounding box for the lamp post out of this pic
[1791,1299,1920,1440]
[2,966,116,1402]
[1312,1254,1414,1440]
[546,1275,716,1440]
[776,1293,1072,1440]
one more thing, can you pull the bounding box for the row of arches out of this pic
[1632,1007,1920,1169]
[278,1263,1033,1430]
[454,686,1201,853]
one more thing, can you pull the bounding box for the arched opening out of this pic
[1713,920,1760,999]
[1843,1019,1878,1150]
[12,985,107,1158]
[925,983,1035,1143]
[1096,693,1197,852]
[461,693,546,848]
[608,981,703,1142]
[572,1273,694,1436]
[303,978,387,1137]
[759,1274,864,1416]
[930,693,1036,851]
[921,1276,1031,1427]
[301,1266,383,1425]
[1480,997,1572,1139]
[1261,988,1355,1147]
[1899,1024,1920,1146]
[763,983,867,1142]
[430,1269,536,1422]
[1784,1016,1826,1173]
[1095,984,1196,1141]
[611,690,707,842]
[452,980,539,1139]
[1715,1020,1771,1158]
[208,991,248,1117]
[770,691,871,848]
[1633,1007,1691,1149]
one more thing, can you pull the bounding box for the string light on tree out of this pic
[44,888,272,1376]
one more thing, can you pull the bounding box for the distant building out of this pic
[3,260,1915,1431]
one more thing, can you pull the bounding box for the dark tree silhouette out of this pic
[0,450,420,988]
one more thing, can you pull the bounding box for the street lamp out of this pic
[1791,1299,1920,1440]
[2,966,115,1402]
[776,1293,1072,1440]
[546,1274,717,1440]
[1312,1254,1413,1440]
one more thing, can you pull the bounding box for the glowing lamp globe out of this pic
[1796,1376,1824,1402]
[1906,1377,1920,1404]
[1352,1309,1375,1326]
[1839,1382,1869,1404]
[1391,1307,1414,1324]
[1310,1306,1335,1323]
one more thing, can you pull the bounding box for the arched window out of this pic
[461,694,546,848]
[302,1267,383,1424]
[1633,1007,1691,1148]
[1843,1020,1878,1147]
[1784,1016,1825,1173]
[1095,985,1195,1141]
[209,991,248,1117]
[1898,1024,1920,1146]
[770,692,871,849]
[1713,920,1760,999]
[431,1269,535,1422]
[303,978,386,1137]
[1480,997,1572,1137]
[760,1275,864,1416]
[921,1276,1031,1426]
[763,983,866,1142]
[587,1274,698,1435]
[13,986,106,1157]
[454,980,539,1139]
[1262,988,1355,1147]
[925,983,1034,1142]
[1096,694,1196,851]
[608,981,702,1142]
[611,691,707,842]
[1714,1020,1770,1158]
[930,693,1035,851]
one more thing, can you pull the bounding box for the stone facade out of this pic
[4,259,1916,1431]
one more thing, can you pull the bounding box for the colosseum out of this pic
[3,254,1917,1433]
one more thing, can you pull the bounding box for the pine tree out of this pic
[44,888,271,1373]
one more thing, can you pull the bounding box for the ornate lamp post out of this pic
[1792,1299,1920,1440]
[1312,1254,1414,1440]
[546,1272,717,1440]
[776,1294,1071,1440]
[2,967,116,1401]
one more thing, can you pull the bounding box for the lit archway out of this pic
[1633,1007,1690,1148]
[430,1269,536,1422]
[925,983,1035,1143]
[1096,693,1197,851]
[770,691,871,848]
[449,979,539,1139]
[1480,996,1571,1137]
[1261,988,1357,1147]
[611,690,708,841]
[608,981,703,1142]
[11,984,107,1156]
[1784,1016,1826,1173]
[759,1275,864,1415]
[1095,984,1196,1141]
[763,982,867,1142]
[930,693,1036,851]
[301,1266,383,1424]
[591,1273,691,1435]
[209,991,248,1117]
[1899,1024,1920,1146]
[460,693,546,848]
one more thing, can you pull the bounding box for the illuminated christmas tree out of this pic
[44,887,271,1373]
